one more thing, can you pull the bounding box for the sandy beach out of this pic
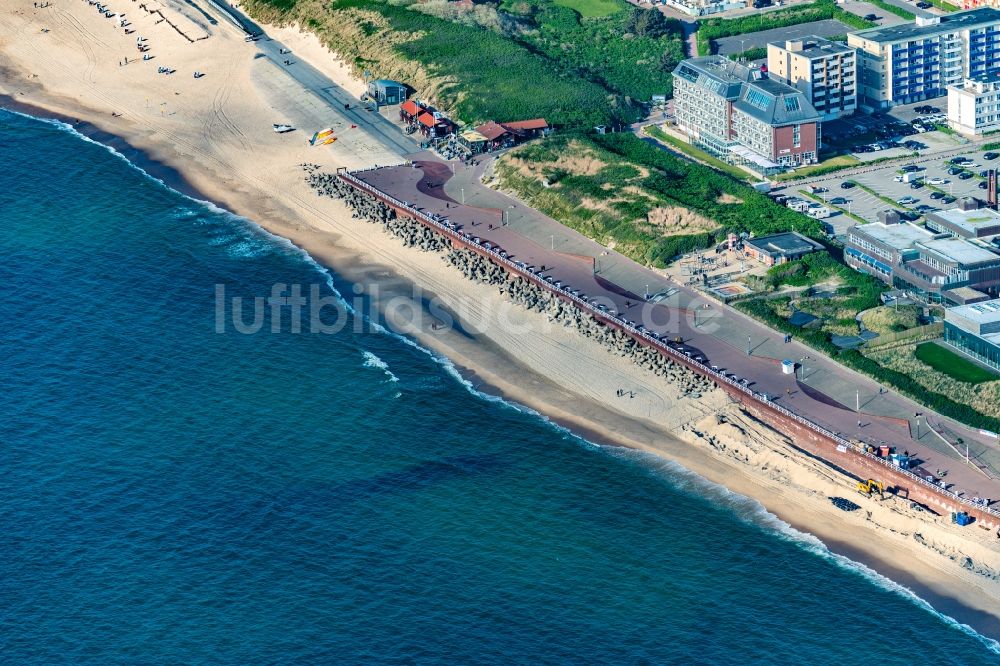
[3,0,1000,639]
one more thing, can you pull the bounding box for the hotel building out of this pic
[672,56,821,172]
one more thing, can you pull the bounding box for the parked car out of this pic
[959,172,973,180]
[984,152,999,160]
[980,181,990,189]
[830,196,849,205]
[916,2,932,8]
[942,195,956,204]
[864,13,879,20]
[841,181,857,189]
[897,196,918,205]
[910,181,924,189]
[930,191,945,200]
[927,177,947,185]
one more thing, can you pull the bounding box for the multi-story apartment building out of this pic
[848,8,1000,110]
[845,220,1000,303]
[766,36,858,121]
[947,72,1000,135]
[672,56,821,171]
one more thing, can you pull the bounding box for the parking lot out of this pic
[714,19,854,55]
[778,146,1000,227]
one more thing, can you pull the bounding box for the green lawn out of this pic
[553,0,623,17]
[773,154,859,181]
[644,125,752,181]
[915,342,998,384]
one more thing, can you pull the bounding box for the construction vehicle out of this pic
[857,479,888,499]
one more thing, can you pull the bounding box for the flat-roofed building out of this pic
[848,9,1000,110]
[672,56,821,172]
[897,237,1000,302]
[767,36,858,121]
[845,221,1000,302]
[662,0,744,17]
[943,298,1000,372]
[926,200,1000,238]
[947,72,1000,135]
[845,221,941,282]
[743,231,824,266]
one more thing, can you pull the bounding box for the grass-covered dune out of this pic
[241,0,685,127]
[493,132,824,267]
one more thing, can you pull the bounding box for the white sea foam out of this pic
[361,351,399,383]
[611,448,1000,655]
[22,108,997,653]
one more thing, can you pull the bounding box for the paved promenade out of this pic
[356,158,1000,505]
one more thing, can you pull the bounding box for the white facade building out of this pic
[767,36,858,121]
[948,72,1000,135]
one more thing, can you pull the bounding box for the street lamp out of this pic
[746,335,751,356]
[461,188,465,204]
[550,235,554,251]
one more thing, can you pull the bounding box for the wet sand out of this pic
[2,0,999,640]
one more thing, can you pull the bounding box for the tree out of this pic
[627,8,673,39]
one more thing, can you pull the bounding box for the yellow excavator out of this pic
[857,479,888,499]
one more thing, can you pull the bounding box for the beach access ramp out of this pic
[201,0,262,37]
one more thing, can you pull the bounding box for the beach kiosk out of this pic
[366,79,409,106]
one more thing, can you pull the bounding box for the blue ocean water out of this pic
[1,108,998,664]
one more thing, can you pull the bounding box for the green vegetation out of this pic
[552,0,622,18]
[495,131,823,266]
[736,299,1000,431]
[727,46,768,62]
[981,141,1000,152]
[243,0,684,127]
[504,2,685,101]
[774,154,860,181]
[851,180,905,209]
[864,0,914,20]
[695,0,875,56]
[915,342,998,384]
[934,122,956,136]
[644,125,752,181]
[860,305,921,335]
[921,0,959,12]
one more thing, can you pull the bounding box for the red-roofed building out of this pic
[399,99,422,122]
[501,118,548,135]
[416,111,453,138]
[464,118,549,153]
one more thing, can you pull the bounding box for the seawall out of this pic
[334,167,1000,531]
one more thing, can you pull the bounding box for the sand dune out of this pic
[2,0,999,636]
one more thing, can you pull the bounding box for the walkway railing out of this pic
[339,170,1000,520]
